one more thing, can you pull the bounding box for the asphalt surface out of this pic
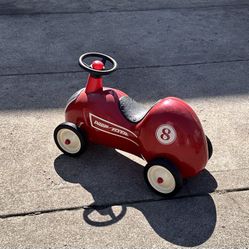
[0,0,249,248]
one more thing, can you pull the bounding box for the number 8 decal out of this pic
[156,124,177,145]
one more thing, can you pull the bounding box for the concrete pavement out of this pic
[1,192,249,248]
[0,0,249,248]
[1,2,249,75]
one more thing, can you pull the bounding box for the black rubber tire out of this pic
[54,122,87,157]
[206,135,213,159]
[144,158,183,197]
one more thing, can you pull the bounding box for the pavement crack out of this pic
[1,187,249,220]
[215,187,249,194]
[0,3,248,16]
[0,206,85,220]
[0,70,83,78]
[0,58,248,78]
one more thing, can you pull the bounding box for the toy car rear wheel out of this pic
[206,135,213,159]
[144,159,183,196]
[54,122,87,156]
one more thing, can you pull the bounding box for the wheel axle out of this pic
[65,139,71,145]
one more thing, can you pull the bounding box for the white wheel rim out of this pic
[147,165,176,194]
[57,128,81,154]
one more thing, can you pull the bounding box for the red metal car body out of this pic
[54,52,213,196]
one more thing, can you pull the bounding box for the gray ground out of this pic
[0,0,249,248]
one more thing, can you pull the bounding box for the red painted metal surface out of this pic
[65,60,209,178]
[85,61,105,94]
[91,60,104,70]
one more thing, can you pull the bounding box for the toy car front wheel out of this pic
[144,159,183,196]
[54,122,87,156]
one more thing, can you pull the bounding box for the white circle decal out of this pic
[156,124,177,145]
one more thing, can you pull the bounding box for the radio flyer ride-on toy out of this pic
[54,52,213,196]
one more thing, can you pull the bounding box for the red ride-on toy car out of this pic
[54,52,213,196]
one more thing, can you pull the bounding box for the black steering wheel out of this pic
[79,52,118,77]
